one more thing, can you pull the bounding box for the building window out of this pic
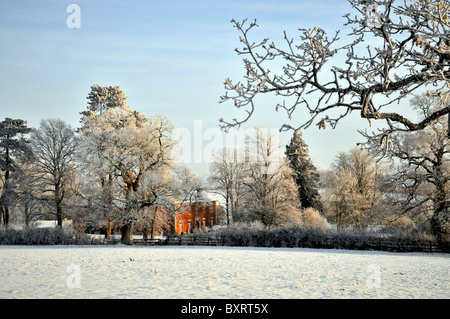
[202,218,206,228]
[188,220,191,234]
[210,217,214,228]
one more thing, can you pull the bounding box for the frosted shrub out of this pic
[301,208,330,231]
[390,215,416,231]
[215,222,266,246]
[211,222,445,252]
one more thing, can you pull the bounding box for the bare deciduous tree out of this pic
[384,93,449,241]
[85,106,175,244]
[220,0,449,143]
[323,147,382,229]
[209,147,247,225]
[15,160,45,226]
[30,119,80,227]
[241,128,302,228]
[78,84,131,239]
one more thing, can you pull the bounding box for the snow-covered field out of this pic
[0,245,448,299]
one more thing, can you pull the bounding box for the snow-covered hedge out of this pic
[212,225,448,253]
[0,227,91,245]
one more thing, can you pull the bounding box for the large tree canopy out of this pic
[82,103,175,244]
[220,0,450,142]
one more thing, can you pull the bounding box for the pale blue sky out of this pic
[0,0,393,175]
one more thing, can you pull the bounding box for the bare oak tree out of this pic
[30,119,80,227]
[220,0,449,143]
[384,93,449,241]
[85,106,175,245]
[78,84,130,239]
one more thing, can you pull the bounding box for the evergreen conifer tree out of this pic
[0,118,32,227]
[285,131,322,211]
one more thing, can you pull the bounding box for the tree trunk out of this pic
[56,204,63,227]
[121,186,134,245]
[143,225,149,240]
[3,168,10,228]
[105,173,114,240]
[431,184,449,245]
[431,207,449,251]
[145,206,157,239]
[151,221,157,239]
[226,186,231,226]
[105,219,112,239]
[24,202,30,227]
[430,161,449,246]
[121,223,132,245]
[55,185,63,228]
[3,206,10,228]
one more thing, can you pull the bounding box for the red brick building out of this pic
[174,201,217,234]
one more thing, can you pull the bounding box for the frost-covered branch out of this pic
[220,0,450,139]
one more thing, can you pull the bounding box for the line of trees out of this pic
[0,85,332,242]
[1,86,448,246]
[208,128,327,230]
[0,85,203,245]
[211,94,448,244]
[322,93,448,243]
[219,0,449,245]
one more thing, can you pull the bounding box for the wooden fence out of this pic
[127,235,446,253]
[132,236,220,246]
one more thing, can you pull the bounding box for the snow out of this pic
[0,245,448,299]
[9,220,74,230]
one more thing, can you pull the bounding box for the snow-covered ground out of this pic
[0,245,448,299]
